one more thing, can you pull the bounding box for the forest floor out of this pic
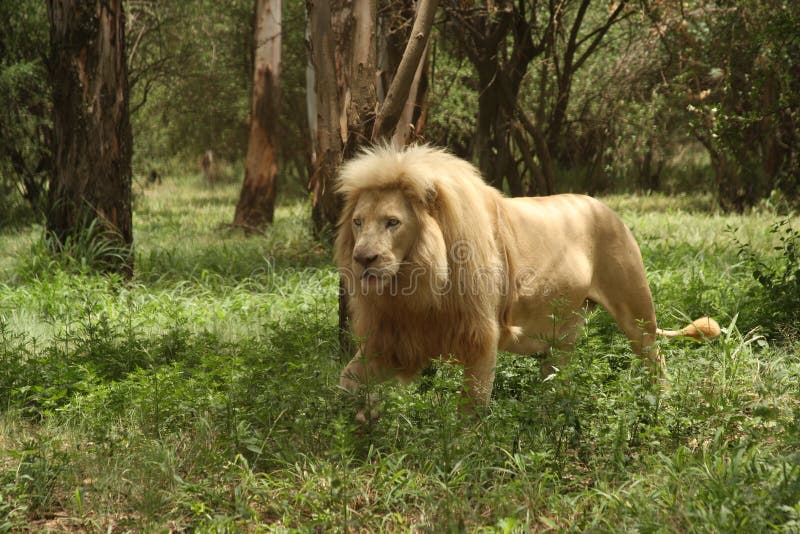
[1,173,799,532]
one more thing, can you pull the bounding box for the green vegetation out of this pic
[1,176,798,531]
[2,2,797,528]
[3,2,798,223]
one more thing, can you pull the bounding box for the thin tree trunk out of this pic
[474,71,518,191]
[234,0,281,232]
[511,98,555,195]
[371,0,438,142]
[474,64,503,188]
[307,0,346,233]
[307,0,377,356]
[339,0,377,358]
[46,0,133,276]
[392,40,430,146]
[547,0,590,159]
[305,23,318,163]
[445,1,538,193]
[511,122,547,196]
[345,0,377,152]
[376,0,432,147]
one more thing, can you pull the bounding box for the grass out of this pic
[0,172,799,531]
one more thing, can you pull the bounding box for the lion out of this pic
[334,145,719,415]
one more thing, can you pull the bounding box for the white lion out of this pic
[334,145,719,413]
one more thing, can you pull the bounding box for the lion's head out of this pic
[334,147,454,301]
[334,145,506,308]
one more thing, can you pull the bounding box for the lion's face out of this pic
[349,188,420,290]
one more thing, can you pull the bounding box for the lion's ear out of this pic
[424,186,438,209]
[414,212,448,289]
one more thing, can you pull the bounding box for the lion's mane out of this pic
[334,145,517,379]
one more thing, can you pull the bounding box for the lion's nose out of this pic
[354,252,378,268]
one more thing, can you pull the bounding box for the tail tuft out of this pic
[657,316,721,340]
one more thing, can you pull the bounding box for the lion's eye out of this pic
[353,218,362,227]
[386,218,400,228]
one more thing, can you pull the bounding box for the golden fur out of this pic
[334,145,719,412]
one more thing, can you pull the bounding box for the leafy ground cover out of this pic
[1,176,798,531]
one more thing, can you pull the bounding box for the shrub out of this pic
[735,219,800,339]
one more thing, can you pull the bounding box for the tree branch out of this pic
[572,1,629,73]
[563,0,591,76]
[371,0,439,142]
[496,74,555,194]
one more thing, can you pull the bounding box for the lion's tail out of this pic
[656,316,721,340]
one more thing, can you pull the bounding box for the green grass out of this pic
[1,174,799,531]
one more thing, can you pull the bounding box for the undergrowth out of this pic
[734,218,800,338]
[0,177,798,531]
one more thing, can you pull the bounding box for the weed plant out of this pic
[0,175,798,531]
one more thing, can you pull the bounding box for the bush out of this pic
[735,219,800,339]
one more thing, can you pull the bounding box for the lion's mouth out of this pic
[360,268,396,288]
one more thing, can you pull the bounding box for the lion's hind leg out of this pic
[588,259,663,375]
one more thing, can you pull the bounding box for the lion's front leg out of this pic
[461,350,498,408]
[339,350,397,423]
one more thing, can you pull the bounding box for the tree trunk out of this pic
[377,0,431,146]
[474,65,504,189]
[637,137,662,192]
[514,107,555,195]
[371,0,438,142]
[546,0,589,161]
[307,0,376,234]
[445,1,539,194]
[346,0,378,151]
[307,0,377,357]
[473,61,525,193]
[46,0,133,276]
[234,0,281,232]
[307,0,344,233]
[391,42,430,146]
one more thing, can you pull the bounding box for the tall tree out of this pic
[443,0,543,194]
[307,0,437,232]
[306,0,378,233]
[306,0,378,356]
[46,0,133,275]
[234,0,282,231]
